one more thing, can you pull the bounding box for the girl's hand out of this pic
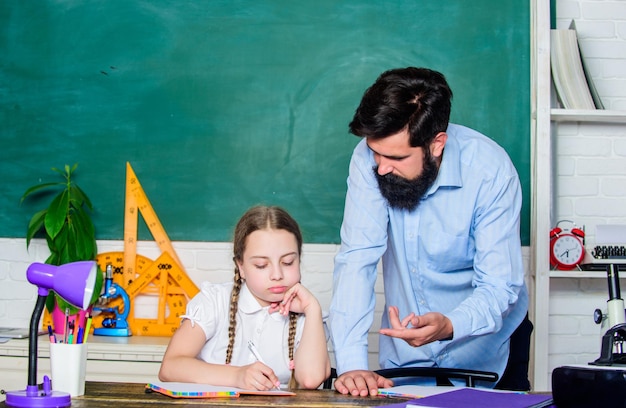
[236,361,281,391]
[270,283,320,316]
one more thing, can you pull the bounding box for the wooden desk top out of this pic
[1,382,411,408]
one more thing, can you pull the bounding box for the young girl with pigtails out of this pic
[159,205,330,390]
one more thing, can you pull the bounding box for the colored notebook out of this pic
[146,381,296,398]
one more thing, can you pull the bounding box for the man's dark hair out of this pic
[349,67,453,148]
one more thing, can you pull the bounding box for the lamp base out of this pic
[5,382,71,408]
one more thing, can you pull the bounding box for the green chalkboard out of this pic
[0,1,530,244]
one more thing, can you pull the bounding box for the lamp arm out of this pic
[28,293,47,386]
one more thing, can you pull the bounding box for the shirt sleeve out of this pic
[181,282,226,341]
[329,141,389,374]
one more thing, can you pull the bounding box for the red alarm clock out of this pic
[550,221,585,270]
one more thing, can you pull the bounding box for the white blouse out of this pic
[181,281,305,384]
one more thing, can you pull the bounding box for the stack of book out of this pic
[550,21,604,110]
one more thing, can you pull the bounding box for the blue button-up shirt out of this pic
[329,124,528,384]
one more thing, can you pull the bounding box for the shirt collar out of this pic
[426,125,462,196]
[239,282,288,322]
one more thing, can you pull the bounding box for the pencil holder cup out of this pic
[49,342,88,396]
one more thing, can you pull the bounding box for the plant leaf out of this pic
[71,210,96,260]
[45,292,56,313]
[55,295,79,315]
[67,221,86,261]
[45,190,69,240]
[20,182,64,203]
[90,267,104,306]
[26,209,47,248]
[73,206,96,244]
[48,224,69,265]
[45,251,60,266]
[72,185,94,210]
[55,226,73,264]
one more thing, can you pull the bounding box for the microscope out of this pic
[93,264,132,337]
[591,263,626,365]
[552,263,626,407]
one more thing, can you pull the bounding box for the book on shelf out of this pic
[550,28,597,110]
[569,20,604,109]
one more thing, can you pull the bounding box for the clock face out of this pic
[552,234,584,266]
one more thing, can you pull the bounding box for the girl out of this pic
[159,205,330,390]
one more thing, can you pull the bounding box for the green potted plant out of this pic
[21,164,103,333]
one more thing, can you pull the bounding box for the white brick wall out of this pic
[0,238,383,369]
[0,238,531,373]
[548,0,626,387]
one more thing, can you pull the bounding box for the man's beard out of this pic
[374,152,439,211]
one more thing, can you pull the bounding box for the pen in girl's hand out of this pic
[247,340,267,364]
[247,341,281,390]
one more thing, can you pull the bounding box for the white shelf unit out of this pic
[551,109,626,123]
[530,0,626,391]
[550,270,623,279]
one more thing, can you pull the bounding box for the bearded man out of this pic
[329,67,531,396]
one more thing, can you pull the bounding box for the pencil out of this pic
[63,308,70,343]
[83,314,92,344]
[47,325,56,343]
[68,321,75,344]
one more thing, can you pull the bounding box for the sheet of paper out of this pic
[0,327,45,338]
[596,224,626,244]
[378,385,459,398]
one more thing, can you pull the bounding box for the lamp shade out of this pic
[26,261,98,309]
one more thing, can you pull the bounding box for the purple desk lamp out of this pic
[5,261,98,408]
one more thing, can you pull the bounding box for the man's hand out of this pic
[334,370,394,396]
[379,306,453,347]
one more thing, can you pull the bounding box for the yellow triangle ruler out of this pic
[124,162,184,286]
[92,162,199,336]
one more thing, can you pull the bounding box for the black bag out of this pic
[552,365,626,407]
